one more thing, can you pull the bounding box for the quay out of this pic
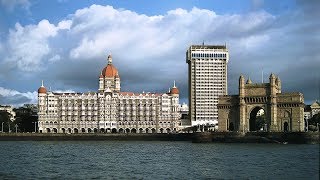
[0,132,318,144]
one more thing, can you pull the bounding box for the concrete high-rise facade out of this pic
[186,45,229,126]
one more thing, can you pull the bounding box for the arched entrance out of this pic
[53,128,57,133]
[229,122,234,131]
[88,128,92,133]
[81,128,86,133]
[74,128,78,134]
[160,128,164,133]
[46,128,51,133]
[119,128,124,133]
[68,128,72,133]
[249,107,266,132]
[61,128,66,133]
[111,128,117,133]
[131,128,136,133]
[125,128,130,133]
[139,128,143,133]
[166,128,171,133]
[151,128,156,134]
[284,122,289,132]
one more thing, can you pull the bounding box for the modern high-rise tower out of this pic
[186,45,229,126]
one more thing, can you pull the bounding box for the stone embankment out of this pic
[0,132,318,144]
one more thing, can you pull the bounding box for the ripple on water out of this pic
[0,142,318,179]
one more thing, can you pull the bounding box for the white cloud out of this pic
[3,19,70,72]
[67,5,274,61]
[0,87,37,107]
[1,5,275,72]
[2,4,318,103]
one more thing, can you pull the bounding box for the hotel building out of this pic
[186,45,229,126]
[38,54,180,133]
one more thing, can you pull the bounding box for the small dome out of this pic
[99,72,104,78]
[171,87,179,94]
[246,78,252,84]
[102,64,118,78]
[38,86,47,94]
[115,72,120,78]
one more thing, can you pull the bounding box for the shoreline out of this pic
[0,132,319,144]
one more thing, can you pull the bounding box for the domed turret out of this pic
[170,81,179,95]
[101,54,119,78]
[99,71,104,78]
[246,77,252,84]
[38,80,47,94]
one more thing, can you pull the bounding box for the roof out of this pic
[189,45,227,49]
[102,64,118,78]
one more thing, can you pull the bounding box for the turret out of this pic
[275,76,281,93]
[246,77,252,84]
[38,80,47,94]
[170,80,179,97]
[269,73,276,96]
[239,75,245,97]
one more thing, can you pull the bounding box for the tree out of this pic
[13,107,38,132]
[255,114,266,131]
[309,113,320,129]
[0,110,14,132]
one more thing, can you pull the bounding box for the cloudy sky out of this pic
[0,0,319,107]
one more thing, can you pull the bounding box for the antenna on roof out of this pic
[202,41,204,46]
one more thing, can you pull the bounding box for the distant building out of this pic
[305,101,320,120]
[310,101,320,117]
[0,105,16,121]
[38,54,181,134]
[179,103,190,126]
[304,105,312,120]
[186,45,229,126]
[218,74,304,132]
[256,109,265,117]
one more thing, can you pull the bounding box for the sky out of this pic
[0,0,319,107]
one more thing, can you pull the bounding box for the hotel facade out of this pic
[38,55,181,133]
[186,45,229,126]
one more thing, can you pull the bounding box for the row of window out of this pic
[191,53,227,58]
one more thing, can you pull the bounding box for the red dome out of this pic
[171,87,179,94]
[38,86,47,94]
[102,64,118,78]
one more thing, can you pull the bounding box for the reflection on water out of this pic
[0,141,318,179]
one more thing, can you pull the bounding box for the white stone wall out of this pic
[38,91,180,133]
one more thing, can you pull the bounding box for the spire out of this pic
[107,53,112,64]
[41,80,44,87]
[173,80,176,88]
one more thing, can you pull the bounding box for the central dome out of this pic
[101,54,119,78]
[102,64,118,78]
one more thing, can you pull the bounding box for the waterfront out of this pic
[0,141,318,179]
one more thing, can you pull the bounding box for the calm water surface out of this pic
[0,141,318,179]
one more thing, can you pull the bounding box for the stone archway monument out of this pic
[218,74,304,132]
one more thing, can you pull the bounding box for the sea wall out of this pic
[0,132,318,144]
